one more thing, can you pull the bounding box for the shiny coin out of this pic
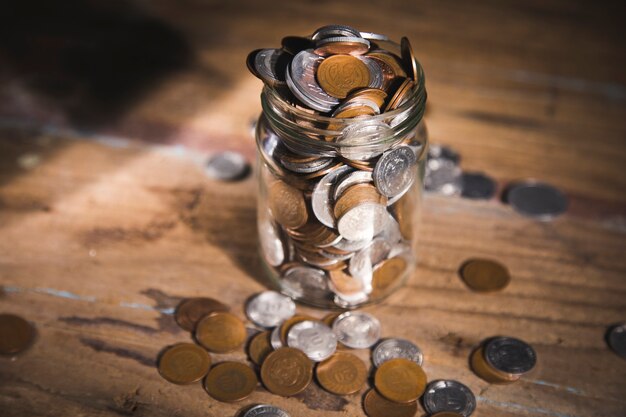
[333,170,373,201]
[607,324,626,359]
[317,55,371,99]
[246,291,296,328]
[470,346,519,384]
[205,151,250,181]
[0,313,35,355]
[372,338,423,367]
[338,119,392,161]
[253,48,291,87]
[258,212,286,267]
[242,404,292,417]
[158,343,211,385]
[261,347,313,396]
[359,56,385,89]
[461,172,497,200]
[282,265,332,301]
[268,180,308,229]
[425,158,462,196]
[384,77,414,111]
[372,256,407,296]
[280,314,315,345]
[288,50,339,112]
[504,181,568,220]
[322,312,342,327]
[195,312,246,353]
[363,388,418,417]
[400,37,418,82]
[484,336,537,375]
[287,320,337,362]
[175,297,229,332]
[374,358,427,403]
[312,24,362,41]
[248,330,273,366]
[315,352,367,395]
[271,326,284,349]
[459,259,510,292]
[204,361,258,402]
[332,311,381,349]
[312,165,353,228]
[374,146,417,198]
[423,380,476,416]
[337,202,388,242]
[360,32,391,41]
[315,36,371,56]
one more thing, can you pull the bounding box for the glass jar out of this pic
[255,50,427,309]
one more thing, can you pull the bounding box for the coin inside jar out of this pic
[195,312,246,353]
[248,330,273,366]
[317,54,371,99]
[204,361,258,402]
[372,256,408,296]
[158,343,211,385]
[260,347,313,396]
[0,313,36,355]
[374,358,427,403]
[459,259,510,292]
[175,297,229,332]
[315,351,367,395]
[363,388,418,417]
[268,180,309,229]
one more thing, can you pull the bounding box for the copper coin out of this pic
[316,352,367,395]
[317,55,371,99]
[372,257,408,296]
[268,181,308,229]
[470,347,519,384]
[374,358,427,403]
[384,77,414,111]
[260,347,313,396]
[196,312,246,353]
[329,269,365,295]
[158,343,211,385]
[248,330,273,366]
[280,314,315,345]
[175,297,229,331]
[400,37,418,82]
[204,361,258,402]
[0,314,35,355]
[460,259,510,292]
[363,388,418,417]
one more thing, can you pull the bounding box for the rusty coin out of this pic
[260,347,313,396]
[317,55,371,99]
[460,259,510,292]
[204,361,258,402]
[0,314,35,355]
[196,312,246,353]
[363,388,418,417]
[175,297,229,332]
[158,343,211,385]
[268,181,308,229]
[316,352,367,395]
[248,330,273,366]
[374,358,427,403]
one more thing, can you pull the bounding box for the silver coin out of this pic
[428,144,460,165]
[287,320,337,362]
[349,238,391,286]
[258,211,285,267]
[312,165,353,228]
[246,291,296,328]
[359,56,384,89]
[270,326,283,349]
[484,336,537,375]
[372,338,423,367]
[315,36,370,55]
[333,292,369,308]
[333,170,373,200]
[359,31,391,41]
[332,311,381,349]
[312,24,362,41]
[607,324,626,359]
[338,120,391,161]
[425,158,462,195]
[332,237,372,252]
[337,202,388,242]
[279,154,335,174]
[373,146,417,198]
[254,49,291,87]
[282,265,332,301]
[461,172,497,200]
[505,181,568,220]
[205,151,250,181]
[243,404,291,417]
[378,212,402,244]
[332,98,380,117]
[423,379,476,416]
[288,50,339,112]
[297,250,345,269]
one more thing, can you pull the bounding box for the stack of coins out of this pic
[249,25,426,308]
[470,336,537,384]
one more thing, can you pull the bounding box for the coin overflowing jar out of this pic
[250,25,428,308]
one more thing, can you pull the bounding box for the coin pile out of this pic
[470,336,537,384]
[0,313,36,355]
[250,25,426,308]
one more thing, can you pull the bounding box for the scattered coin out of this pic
[195,312,246,353]
[504,181,568,220]
[372,338,423,367]
[279,314,315,344]
[158,343,211,385]
[242,404,292,417]
[483,336,537,375]
[0,313,35,355]
[287,320,337,362]
[363,388,418,417]
[333,311,381,349]
[461,172,496,200]
[205,151,250,181]
[246,291,296,328]
[374,358,427,403]
[470,346,519,384]
[607,324,626,359]
[175,297,229,332]
[261,347,313,396]
[423,379,476,417]
[204,361,258,402]
[248,330,273,366]
[459,259,510,292]
[315,351,367,395]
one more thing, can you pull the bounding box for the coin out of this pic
[483,336,537,375]
[337,202,388,242]
[363,389,418,417]
[374,358,427,403]
[158,343,211,385]
[372,256,407,296]
[322,312,342,327]
[205,151,250,181]
[287,320,337,362]
[0,313,35,355]
[459,259,510,292]
[373,146,417,198]
[317,55,371,99]
[332,311,381,349]
[384,77,414,111]
[195,312,246,353]
[268,181,308,229]
[504,181,568,220]
[333,170,373,200]
[260,347,313,396]
[315,36,371,56]
[271,326,284,349]
[372,338,423,367]
[312,165,353,228]
[400,37,418,82]
[282,265,332,301]
[248,330,273,366]
[287,50,339,112]
[253,48,291,87]
[246,291,296,328]
[338,119,392,161]
[312,24,362,41]
[469,346,519,384]
[329,268,366,296]
[315,351,367,395]
[279,314,315,344]
[430,413,464,417]
[461,172,496,200]
[175,297,230,332]
[607,324,626,359]
[423,380,476,416]
[258,211,286,267]
[242,404,292,417]
[425,158,462,196]
[204,361,258,402]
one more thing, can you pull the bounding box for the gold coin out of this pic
[0,314,35,355]
[393,194,415,241]
[195,312,246,353]
[460,259,510,292]
[400,37,418,82]
[374,358,427,403]
[317,55,371,99]
[248,330,273,366]
[316,352,367,395]
[329,269,365,295]
[372,257,408,297]
[158,343,211,385]
[470,346,519,384]
[175,297,229,332]
[363,388,418,417]
[268,180,308,229]
[204,361,258,402]
[280,315,315,345]
[348,87,388,108]
[260,347,313,396]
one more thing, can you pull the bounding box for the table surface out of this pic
[1,1,625,416]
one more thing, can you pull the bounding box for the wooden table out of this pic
[1,1,625,416]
